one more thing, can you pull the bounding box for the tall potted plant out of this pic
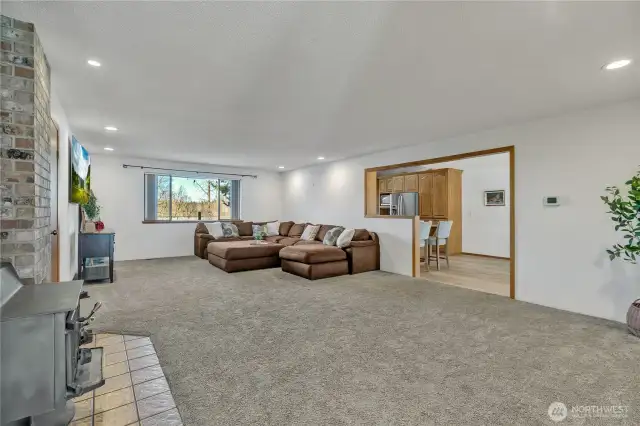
[82,190,101,232]
[601,167,640,337]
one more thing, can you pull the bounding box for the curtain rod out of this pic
[121,164,257,178]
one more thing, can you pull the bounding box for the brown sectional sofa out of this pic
[194,221,379,278]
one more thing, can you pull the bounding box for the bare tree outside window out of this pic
[148,174,236,221]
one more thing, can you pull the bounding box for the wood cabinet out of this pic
[417,168,462,255]
[404,174,418,192]
[385,177,393,193]
[392,176,405,193]
[418,173,433,217]
[379,178,387,193]
[431,170,448,218]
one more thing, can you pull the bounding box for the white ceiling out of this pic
[4,1,640,171]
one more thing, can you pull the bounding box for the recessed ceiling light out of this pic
[104,147,114,151]
[317,156,325,160]
[278,166,285,169]
[603,59,632,70]
[104,126,118,131]
[87,59,101,67]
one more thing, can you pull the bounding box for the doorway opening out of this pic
[364,146,515,299]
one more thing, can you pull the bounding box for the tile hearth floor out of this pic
[72,333,182,426]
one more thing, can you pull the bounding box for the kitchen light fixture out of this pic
[87,59,101,67]
[104,126,118,131]
[317,156,325,160]
[104,147,114,151]
[603,59,632,70]
[278,166,285,169]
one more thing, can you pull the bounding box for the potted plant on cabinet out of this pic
[602,167,640,337]
[82,190,102,233]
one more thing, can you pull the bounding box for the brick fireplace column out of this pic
[1,15,53,284]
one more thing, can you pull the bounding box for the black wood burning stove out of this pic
[0,262,105,426]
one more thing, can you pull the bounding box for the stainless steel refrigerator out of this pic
[390,192,419,216]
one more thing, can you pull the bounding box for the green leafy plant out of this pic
[83,190,101,221]
[601,167,640,263]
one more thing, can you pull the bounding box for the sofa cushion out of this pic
[315,224,337,241]
[195,222,209,234]
[265,235,285,243]
[323,226,344,246]
[280,245,347,264]
[212,236,241,243]
[288,223,305,238]
[221,222,239,237]
[239,236,255,241]
[352,229,371,241]
[279,221,294,236]
[279,237,301,246]
[208,240,283,260]
[237,222,253,236]
[295,240,322,245]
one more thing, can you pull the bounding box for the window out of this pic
[144,174,240,221]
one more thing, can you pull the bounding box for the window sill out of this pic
[142,220,239,224]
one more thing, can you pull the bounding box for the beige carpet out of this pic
[83,256,640,425]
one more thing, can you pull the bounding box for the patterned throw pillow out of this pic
[337,228,356,248]
[252,224,266,238]
[300,224,321,241]
[322,226,345,246]
[220,222,239,237]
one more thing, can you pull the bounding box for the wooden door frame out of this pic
[364,146,516,299]
[51,122,60,282]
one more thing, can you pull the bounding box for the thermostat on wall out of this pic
[543,196,560,206]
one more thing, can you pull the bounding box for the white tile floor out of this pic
[72,334,182,426]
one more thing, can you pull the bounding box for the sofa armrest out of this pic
[199,233,216,241]
[348,240,376,248]
[345,243,379,274]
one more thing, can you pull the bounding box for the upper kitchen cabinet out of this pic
[418,172,433,217]
[404,174,418,192]
[392,176,405,192]
[379,178,387,193]
[431,170,449,218]
[385,177,394,193]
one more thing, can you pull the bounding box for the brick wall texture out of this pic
[1,15,53,284]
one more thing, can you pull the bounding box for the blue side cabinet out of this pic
[78,229,115,283]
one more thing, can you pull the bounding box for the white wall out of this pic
[283,99,640,323]
[90,155,282,261]
[51,90,79,281]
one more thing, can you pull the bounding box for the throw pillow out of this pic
[322,226,344,246]
[300,224,321,241]
[336,228,356,248]
[252,224,266,238]
[209,222,224,238]
[288,223,305,238]
[266,221,280,236]
[221,222,239,238]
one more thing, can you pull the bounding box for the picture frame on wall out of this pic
[484,190,505,206]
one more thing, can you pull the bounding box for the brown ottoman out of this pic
[279,245,348,280]
[207,240,284,272]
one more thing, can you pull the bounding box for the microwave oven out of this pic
[380,193,391,206]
